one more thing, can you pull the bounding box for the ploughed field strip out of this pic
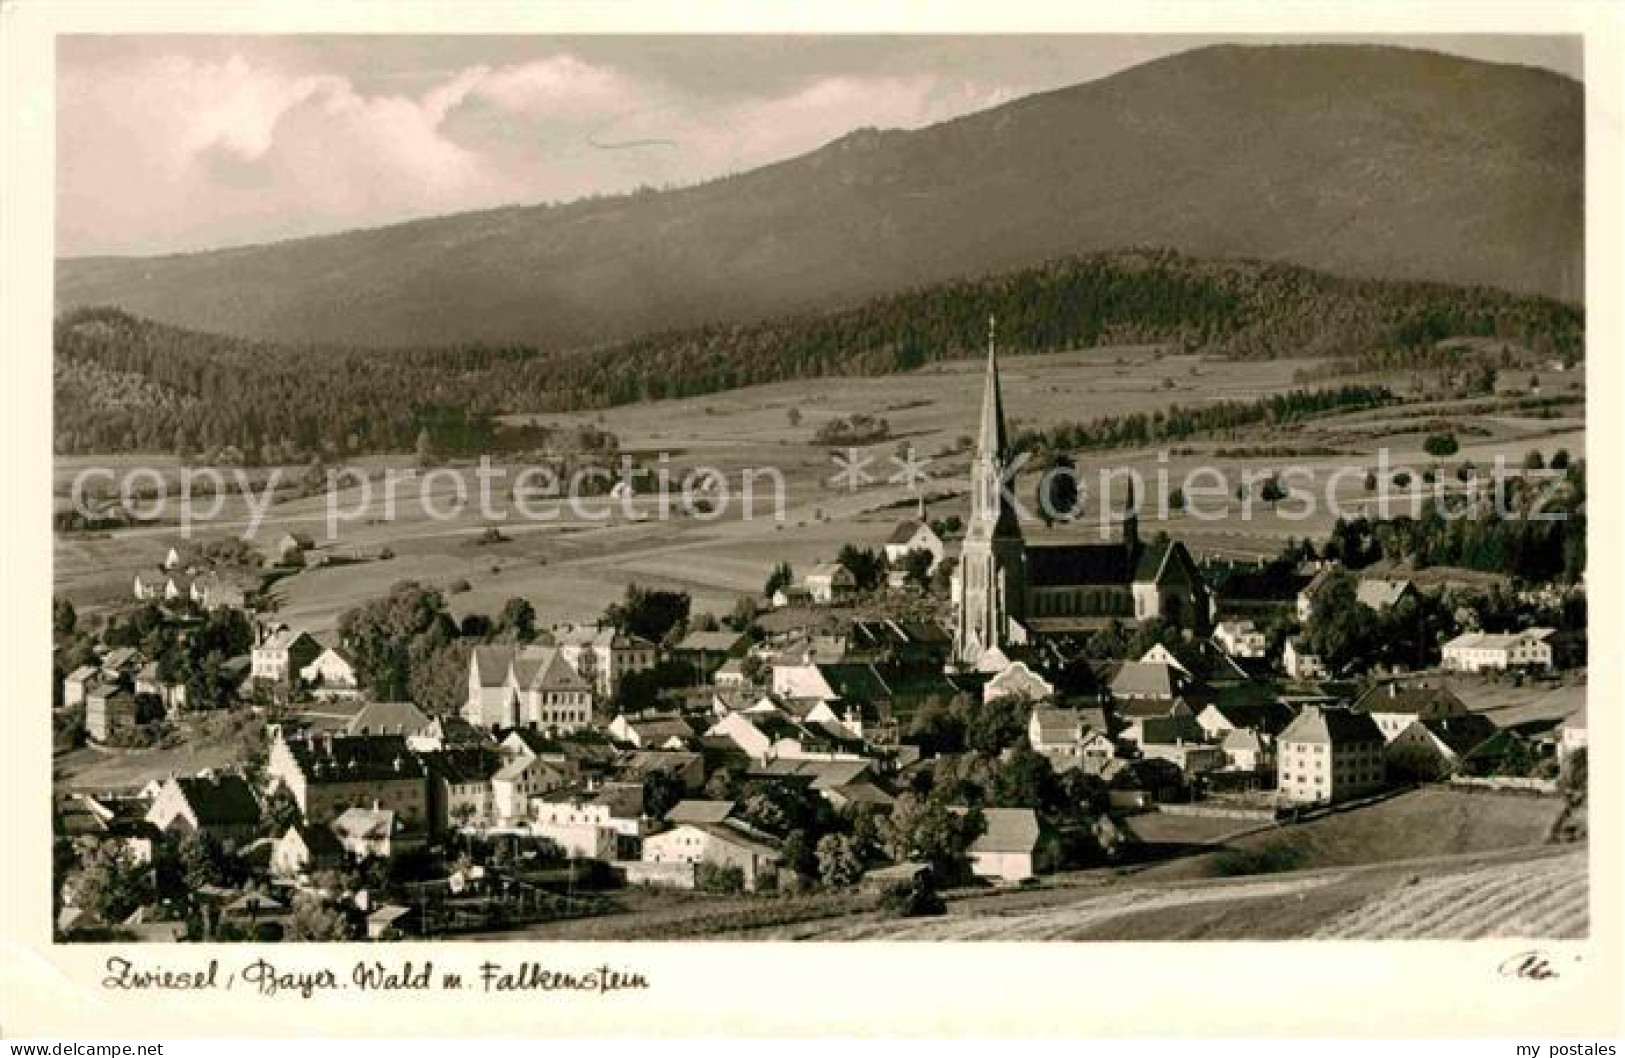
[1315,850,1588,940]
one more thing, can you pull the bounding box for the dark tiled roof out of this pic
[420,747,504,784]
[1111,662,1184,699]
[969,807,1041,855]
[694,820,782,858]
[1133,537,1171,581]
[1205,701,1298,736]
[1279,706,1384,746]
[591,782,647,820]
[284,734,428,781]
[886,520,932,546]
[345,701,432,736]
[617,750,702,778]
[471,646,513,688]
[284,823,345,860]
[1135,714,1205,746]
[673,631,748,653]
[666,800,735,824]
[1420,714,1499,756]
[1116,697,1188,720]
[818,663,893,704]
[175,775,262,827]
[1354,681,1467,717]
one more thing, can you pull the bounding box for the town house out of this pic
[266,732,429,830]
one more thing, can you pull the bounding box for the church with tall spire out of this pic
[951,319,1210,667]
[953,317,1029,666]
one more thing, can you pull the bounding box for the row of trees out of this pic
[334,581,701,714]
[1321,462,1586,585]
[1014,383,1396,455]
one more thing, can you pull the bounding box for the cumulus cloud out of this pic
[57,45,1020,256]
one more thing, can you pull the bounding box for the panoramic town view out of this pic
[50,35,1587,943]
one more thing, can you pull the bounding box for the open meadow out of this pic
[53,343,1584,633]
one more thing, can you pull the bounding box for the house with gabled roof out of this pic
[532,781,647,859]
[1109,660,1191,702]
[63,664,103,709]
[642,819,783,891]
[1213,619,1269,659]
[608,712,698,750]
[271,823,347,877]
[805,562,857,604]
[1141,639,1250,685]
[300,646,361,699]
[1219,727,1272,773]
[884,515,945,566]
[252,626,321,685]
[705,709,869,764]
[418,745,504,832]
[490,751,573,825]
[967,807,1043,883]
[1284,637,1328,681]
[85,688,139,742]
[1028,705,1084,755]
[1195,700,1297,741]
[985,661,1055,705]
[145,774,262,845]
[1276,706,1386,805]
[99,646,144,676]
[1354,679,1470,742]
[344,700,433,738]
[1296,566,1338,622]
[266,732,429,829]
[1385,713,1498,779]
[550,623,658,699]
[134,660,187,714]
[462,644,594,732]
[332,806,420,860]
[191,569,258,612]
[409,714,492,753]
[275,531,314,563]
[665,799,736,825]
[1441,628,1556,673]
[670,629,750,682]
[1356,577,1417,612]
[614,749,706,792]
[768,660,893,738]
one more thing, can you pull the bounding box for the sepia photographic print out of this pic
[4,0,1621,1042]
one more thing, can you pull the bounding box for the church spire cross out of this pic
[976,314,1007,465]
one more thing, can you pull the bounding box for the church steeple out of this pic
[970,315,1016,532]
[955,314,1026,666]
[976,315,1008,464]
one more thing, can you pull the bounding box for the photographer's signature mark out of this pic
[1499,949,1578,981]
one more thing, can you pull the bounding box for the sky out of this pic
[56,34,1582,258]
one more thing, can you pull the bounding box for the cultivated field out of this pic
[1316,850,1588,939]
[457,790,1582,943]
[1134,788,1568,883]
[762,846,1583,941]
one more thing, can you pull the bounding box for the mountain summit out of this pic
[56,44,1582,349]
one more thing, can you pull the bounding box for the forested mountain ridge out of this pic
[55,248,1582,458]
[56,44,1582,349]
